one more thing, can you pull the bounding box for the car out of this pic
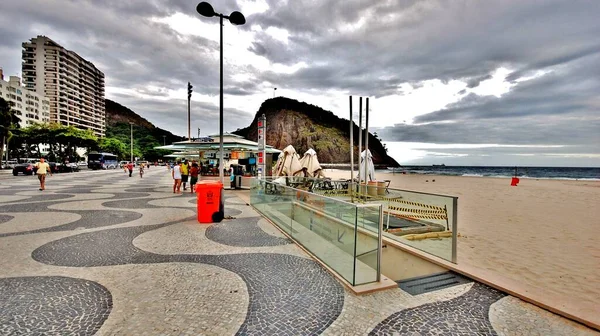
[2,160,18,169]
[12,162,35,175]
[119,161,128,168]
[57,162,79,173]
[78,161,87,166]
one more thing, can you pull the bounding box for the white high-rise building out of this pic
[21,35,105,137]
[0,69,50,128]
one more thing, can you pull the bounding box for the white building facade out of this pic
[21,35,106,137]
[0,71,50,128]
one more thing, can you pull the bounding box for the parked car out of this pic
[78,161,87,166]
[65,163,79,172]
[55,162,79,173]
[13,160,60,176]
[12,162,36,175]
[119,161,128,168]
[2,160,18,169]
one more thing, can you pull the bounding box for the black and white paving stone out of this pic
[0,168,595,336]
[0,214,13,224]
[206,216,291,247]
[31,219,344,335]
[0,210,143,238]
[369,283,506,336]
[0,276,112,335]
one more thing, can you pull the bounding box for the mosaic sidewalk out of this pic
[0,168,597,335]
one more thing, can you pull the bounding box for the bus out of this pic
[88,153,119,170]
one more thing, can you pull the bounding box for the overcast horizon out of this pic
[1,0,599,167]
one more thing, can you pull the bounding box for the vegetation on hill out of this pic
[104,99,184,161]
[234,97,399,166]
[1,98,184,164]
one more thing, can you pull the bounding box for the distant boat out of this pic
[432,164,446,167]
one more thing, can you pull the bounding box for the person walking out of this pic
[189,162,199,193]
[180,160,189,190]
[172,161,182,194]
[35,158,52,191]
[127,162,134,177]
[139,163,145,178]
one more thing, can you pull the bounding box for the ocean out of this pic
[383,166,600,181]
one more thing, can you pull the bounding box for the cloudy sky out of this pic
[1,0,599,166]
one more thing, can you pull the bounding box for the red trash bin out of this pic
[196,181,224,223]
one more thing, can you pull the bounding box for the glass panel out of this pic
[250,179,294,235]
[354,204,381,285]
[250,180,382,286]
[370,187,457,262]
[291,188,358,285]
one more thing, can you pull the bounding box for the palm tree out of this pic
[0,98,21,168]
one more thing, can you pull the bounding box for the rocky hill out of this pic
[233,97,399,167]
[105,99,184,144]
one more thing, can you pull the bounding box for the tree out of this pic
[0,98,21,167]
[98,137,127,160]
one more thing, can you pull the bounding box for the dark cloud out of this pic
[0,0,598,165]
[465,75,492,89]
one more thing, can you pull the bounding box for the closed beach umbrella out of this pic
[359,149,376,182]
[298,148,325,177]
[274,145,302,177]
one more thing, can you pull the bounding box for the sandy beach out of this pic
[325,169,600,323]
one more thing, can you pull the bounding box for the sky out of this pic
[1,0,599,166]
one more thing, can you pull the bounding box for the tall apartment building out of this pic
[0,69,50,128]
[21,35,106,137]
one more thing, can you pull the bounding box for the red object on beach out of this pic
[196,181,224,223]
[510,177,520,186]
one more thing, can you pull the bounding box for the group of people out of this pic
[123,162,149,177]
[170,160,200,194]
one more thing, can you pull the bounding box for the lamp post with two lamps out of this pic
[129,122,135,163]
[196,2,246,184]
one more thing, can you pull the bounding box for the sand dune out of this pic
[325,170,600,323]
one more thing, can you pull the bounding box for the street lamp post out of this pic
[129,122,134,163]
[163,135,166,146]
[273,87,277,98]
[196,1,246,185]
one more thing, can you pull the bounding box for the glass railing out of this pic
[352,184,458,263]
[251,176,457,263]
[250,178,382,286]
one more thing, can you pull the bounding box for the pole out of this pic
[188,87,191,141]
[130,123,133,162]
[358,97,362,185]
[349,96,354,203]
[163,135,166,146]
[377,204,383,282]
[219,15,224,185]
[364,97,370,184]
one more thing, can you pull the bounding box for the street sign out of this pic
[257,114,266,178]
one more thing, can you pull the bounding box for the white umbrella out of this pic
[359,149,376,182]
[298,148,325,178]
[274,145,303,177]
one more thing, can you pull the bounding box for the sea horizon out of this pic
[321,164,600,180]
